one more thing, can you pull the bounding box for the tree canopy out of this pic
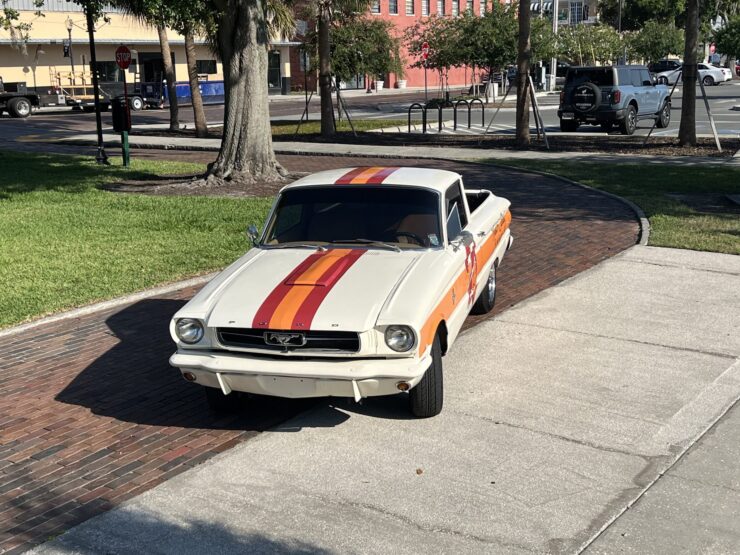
[714,14,740,60]
[627,19,684,62]
[597,0,686,31]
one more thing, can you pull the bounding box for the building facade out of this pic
[0,0,297,95]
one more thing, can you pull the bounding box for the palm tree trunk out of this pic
[318,5,335,137]
[157,25,179,132]
[678,0,699,146]
[184,30,208,138]
[208,0,284,185]
[515,0,532,148]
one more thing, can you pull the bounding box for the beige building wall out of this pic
[0,11,223,88]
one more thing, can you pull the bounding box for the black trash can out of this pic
[111,96,131,132]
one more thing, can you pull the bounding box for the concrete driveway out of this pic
[32,246,740,554]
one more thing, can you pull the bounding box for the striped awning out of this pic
[530,2,540,10]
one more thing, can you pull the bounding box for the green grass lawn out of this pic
[271,119,409,135]
[0,150,273,329]
[494,161,740,256]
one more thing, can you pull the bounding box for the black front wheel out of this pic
[8,97,32,118]
[471,264,496,315]
[656,102,671,128]
[410,334,443,418]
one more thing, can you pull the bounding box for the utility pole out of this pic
[550,0,559,91]
[65,17,76,85]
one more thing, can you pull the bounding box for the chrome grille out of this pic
[216,328,360,353]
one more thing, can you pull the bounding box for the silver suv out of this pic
[558,65,672,135]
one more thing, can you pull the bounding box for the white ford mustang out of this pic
[170,167,512,417]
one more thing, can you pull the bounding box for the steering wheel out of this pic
[394,231,426,246]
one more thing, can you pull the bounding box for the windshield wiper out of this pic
[264,242,326,251]
[329,239,401,252]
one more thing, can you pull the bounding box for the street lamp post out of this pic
[65,17,75,85]
[550,0,559,91]
[84,6,108,165]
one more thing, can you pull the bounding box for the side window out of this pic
[445,182,468,240]
[630,69,642,87]
[617,68,631,86]
[640,69,652,86]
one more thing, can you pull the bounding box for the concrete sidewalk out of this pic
[48,133,740,166]
[32,246,740,554]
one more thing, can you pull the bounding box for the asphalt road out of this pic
[1,81,738,142]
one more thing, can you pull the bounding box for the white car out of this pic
[170,167,513,418]
[718,65,733,82]
[657,63,727,86]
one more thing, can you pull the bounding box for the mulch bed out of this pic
[133,128,738,158]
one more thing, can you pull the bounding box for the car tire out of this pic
[204,386,242,413]
[656,101,671,128]
[560,119,579,132]
[471,264,496,315]
[658,76,668,85]
[8,97,32,118]
[619,105,637,135]
[702,76,714,86]
[410,334,443,418]
[130,96,144,111]
[571,81,601,115]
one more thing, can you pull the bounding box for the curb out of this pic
[0,273,216,339]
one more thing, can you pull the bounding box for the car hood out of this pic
[205,248,421,332]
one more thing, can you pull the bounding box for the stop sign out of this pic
[115,45,132,70]
[421,41,430,60]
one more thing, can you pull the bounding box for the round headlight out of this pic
[175,318,204,344]
[385,325,415,352]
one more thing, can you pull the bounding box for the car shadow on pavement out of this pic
[43,514,333,555]
[55,298,313,432]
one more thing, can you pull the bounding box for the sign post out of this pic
[421,41,429,105]
[115,45,132,167]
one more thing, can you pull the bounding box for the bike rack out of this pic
[408,102,427,134]
[453,99,469,130]
[469,98,485,127]
[435,103,443,133]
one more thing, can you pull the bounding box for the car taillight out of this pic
[612,90,621,104]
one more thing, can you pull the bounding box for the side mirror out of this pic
[460,230,475,246]
[246,224,260,246]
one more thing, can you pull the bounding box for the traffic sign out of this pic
[115,45,132,70]
[421,41,430,60]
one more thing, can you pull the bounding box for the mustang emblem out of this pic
[264,332,306,347]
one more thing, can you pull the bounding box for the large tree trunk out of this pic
[208,0,285,185]
[678,0,699,147]
[515,0,532,148]
[318,5,335,137]
[184,30,208,138]
[157,25,179,132]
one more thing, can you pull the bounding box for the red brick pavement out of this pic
[0,155,638,554]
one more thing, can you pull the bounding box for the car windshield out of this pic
[567,68,614,87]
[263,186,442,249]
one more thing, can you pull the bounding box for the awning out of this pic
[530,2,540,10]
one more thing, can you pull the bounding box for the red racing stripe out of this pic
[365,167,400,184]
[251,252,326,328]
[291,249,366,329]
[335,167,370,184]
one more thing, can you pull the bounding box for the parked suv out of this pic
[558,65,671,135]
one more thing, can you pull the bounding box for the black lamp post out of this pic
[65,17,76,85]
[84,5,108,165]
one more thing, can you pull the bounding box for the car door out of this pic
[639,68,659,113]
[442,181,479,341]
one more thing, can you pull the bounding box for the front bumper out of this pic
[170,350,431,401]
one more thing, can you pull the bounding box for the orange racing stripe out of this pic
[419,210,511,355]
[334,167,401,185]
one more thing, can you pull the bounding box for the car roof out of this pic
[282,167,462,194]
